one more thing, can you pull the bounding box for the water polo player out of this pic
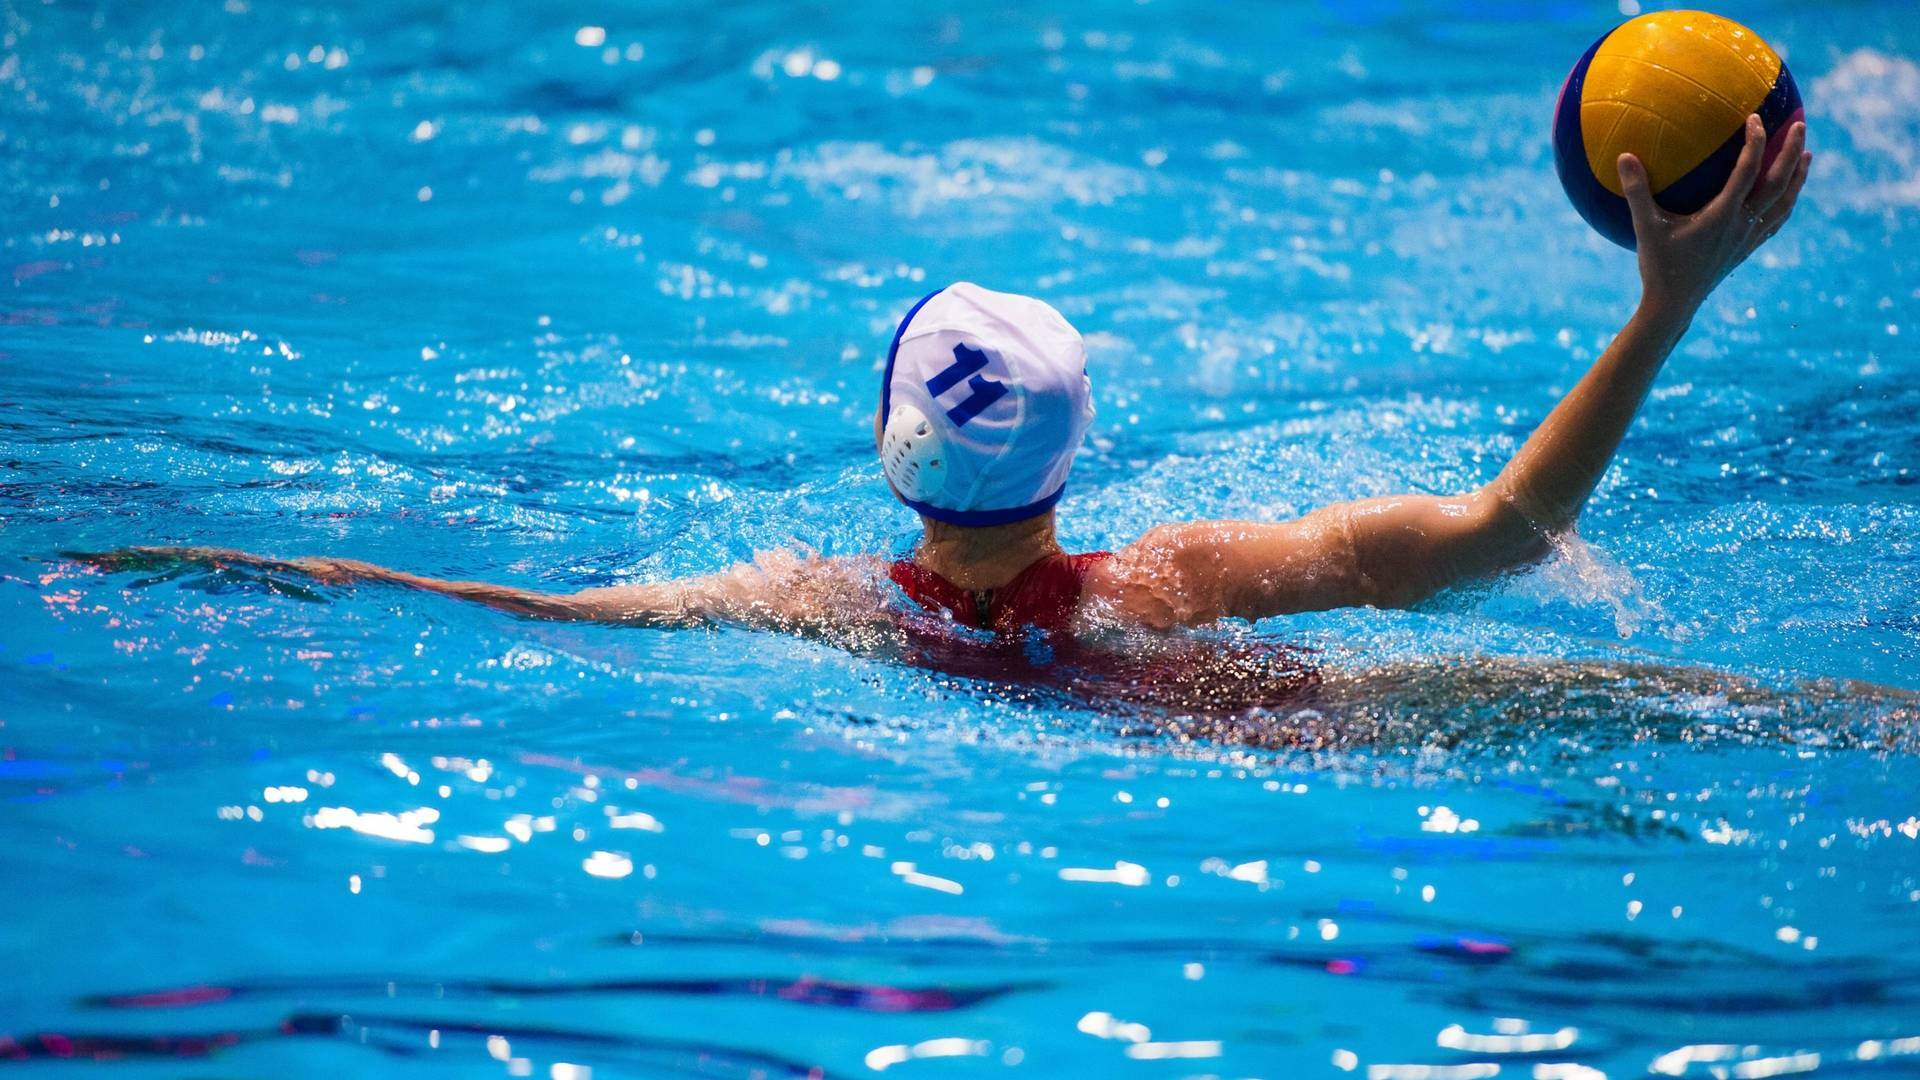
[96,116,1811,644]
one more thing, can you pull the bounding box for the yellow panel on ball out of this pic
[1580,10,1782,196]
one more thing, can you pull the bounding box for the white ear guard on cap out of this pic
[880,402,948,502]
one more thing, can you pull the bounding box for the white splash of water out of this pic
[1523,530,1666,639]
[1809,49,1920,209]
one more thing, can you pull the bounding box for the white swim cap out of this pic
[879,283,1093,526]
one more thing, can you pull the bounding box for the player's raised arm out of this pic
[76,546,885,634]
[1088,117,1810,629]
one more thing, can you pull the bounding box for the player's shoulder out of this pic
[1080,521,1255,629]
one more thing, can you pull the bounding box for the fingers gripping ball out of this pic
[1553,10,1803,249]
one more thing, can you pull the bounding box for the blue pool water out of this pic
[4,0,1920,1075]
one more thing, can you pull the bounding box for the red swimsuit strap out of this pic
[889,551,1113,634]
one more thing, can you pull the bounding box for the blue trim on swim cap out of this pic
[879,286,947,422]
[901,482,1066,527]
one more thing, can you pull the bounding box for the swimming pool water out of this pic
[3,0,1919,1075]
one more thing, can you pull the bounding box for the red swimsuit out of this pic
[887,550,1323,718]
[888,551,1113,635]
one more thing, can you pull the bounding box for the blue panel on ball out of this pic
[1658,65,1803,217]
[1657,128,1746,217]
[1551,30,1637,250]
[1761,64,1804,130]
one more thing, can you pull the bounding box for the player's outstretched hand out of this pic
[1617,114,1810,315]
[74,545,378,586]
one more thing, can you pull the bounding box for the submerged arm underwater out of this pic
[77,546,885,633]
[1088,117,1812,628]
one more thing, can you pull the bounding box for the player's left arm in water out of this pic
[1087,115,1811,629]
[77,546,885,631]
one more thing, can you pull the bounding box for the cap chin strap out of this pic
[880,402,949,503]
